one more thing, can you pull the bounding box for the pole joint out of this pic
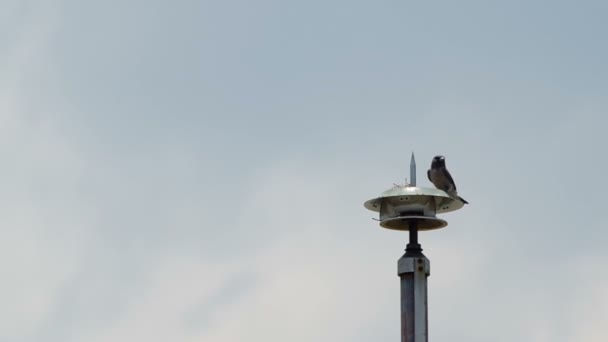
[404,220,424,257]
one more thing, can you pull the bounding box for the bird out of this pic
[427,155,468,204]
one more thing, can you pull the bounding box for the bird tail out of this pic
[458,196,469,205]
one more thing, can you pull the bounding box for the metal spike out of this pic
[410,152,416,186]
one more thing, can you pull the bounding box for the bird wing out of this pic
[444,168,457,190]
[427,169,432,182]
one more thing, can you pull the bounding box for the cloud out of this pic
[0,56,90,342]
[0,3,92,340]
[2,1,608,341]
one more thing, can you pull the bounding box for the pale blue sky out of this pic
[1,1,607,341]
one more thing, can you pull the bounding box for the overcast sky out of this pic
[2,1,607,341]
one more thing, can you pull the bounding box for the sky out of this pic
[1,0,607,341]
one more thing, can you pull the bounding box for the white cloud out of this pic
[80,256,239,342]
[0,99,91,340]
[568,254,608,342]
[0,3,92,339]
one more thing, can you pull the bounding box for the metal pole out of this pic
[364,152,457,342]
[398,222,430,342]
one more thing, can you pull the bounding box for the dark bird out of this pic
[427,155,468,204]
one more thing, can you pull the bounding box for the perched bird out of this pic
[427,155,468,204]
